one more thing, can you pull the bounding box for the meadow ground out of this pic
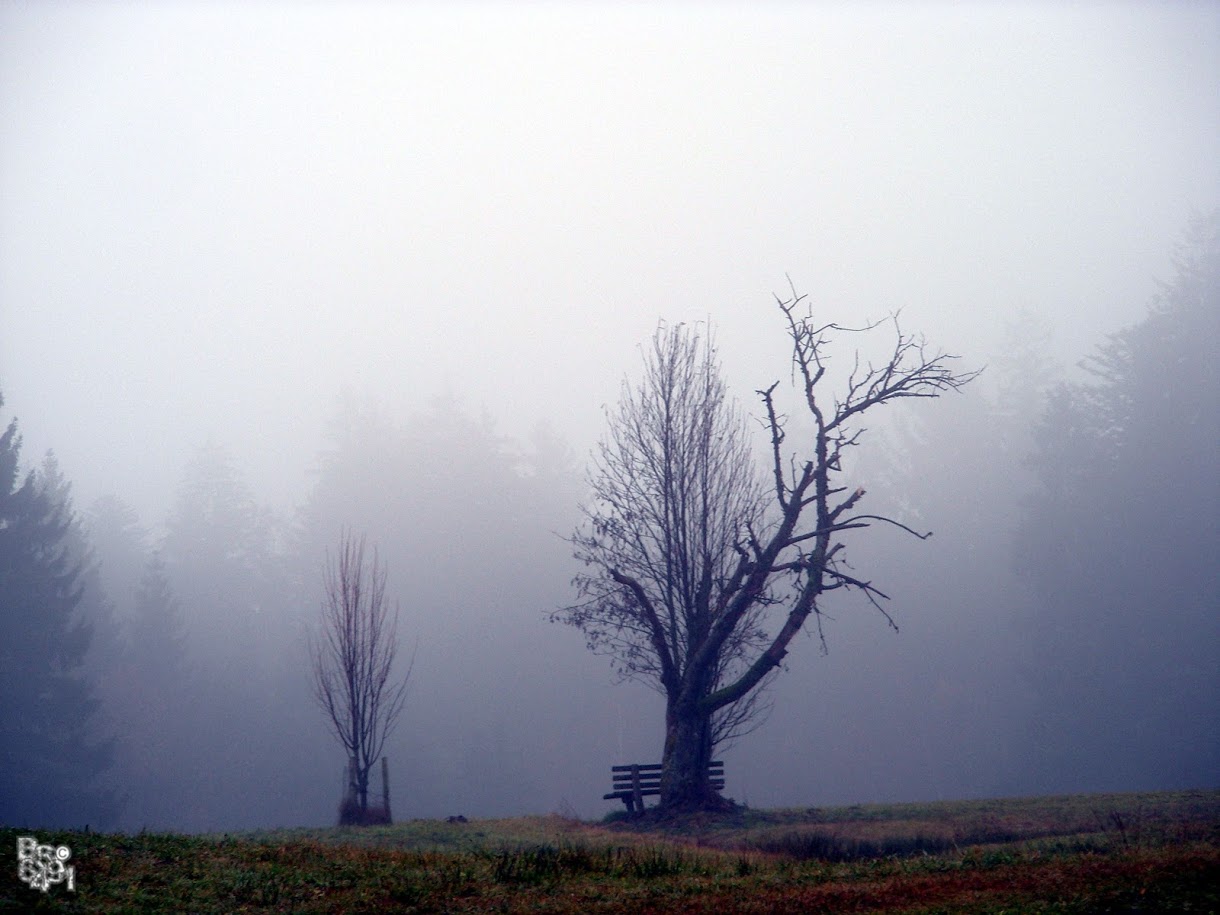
[2,789,1217,913]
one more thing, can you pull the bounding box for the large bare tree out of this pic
[558,291,978,812]
[310,531,411,820]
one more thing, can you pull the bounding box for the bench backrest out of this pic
[610,761,724,790]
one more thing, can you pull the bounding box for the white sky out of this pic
[2,0,1217,523]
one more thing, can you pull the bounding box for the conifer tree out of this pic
[0,395,117,827]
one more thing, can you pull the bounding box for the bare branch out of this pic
[837,514,933,540]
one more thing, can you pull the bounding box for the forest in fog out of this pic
[1,2,1217,834]
[2,215,1217,832]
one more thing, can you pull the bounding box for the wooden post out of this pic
[381,756,392,824]
[630,764,643,815]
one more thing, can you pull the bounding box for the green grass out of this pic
[2,788,1217,913]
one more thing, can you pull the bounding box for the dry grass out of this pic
[2,788,1216,913]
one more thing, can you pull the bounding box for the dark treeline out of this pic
[1,217,1216,831]
[1015,213,1220,791]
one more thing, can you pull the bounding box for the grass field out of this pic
[2,789,1217,913]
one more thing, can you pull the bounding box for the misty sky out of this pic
[2,1,1217,524]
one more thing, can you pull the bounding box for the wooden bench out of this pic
[604,761,725,814]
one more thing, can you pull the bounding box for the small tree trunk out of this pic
[381,756,392,824]
[659,702,718,811]
[347,756,359,808]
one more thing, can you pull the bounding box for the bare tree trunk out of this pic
[343,756,359,822]
[347,756,373,813]
[660,700,719,811]
[381,756,392,824]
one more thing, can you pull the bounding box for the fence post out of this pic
[381,756,392,824]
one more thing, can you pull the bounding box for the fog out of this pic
[1,2,1217,831]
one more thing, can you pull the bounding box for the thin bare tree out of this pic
[310,530,411,821]
[558,288,979,812]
